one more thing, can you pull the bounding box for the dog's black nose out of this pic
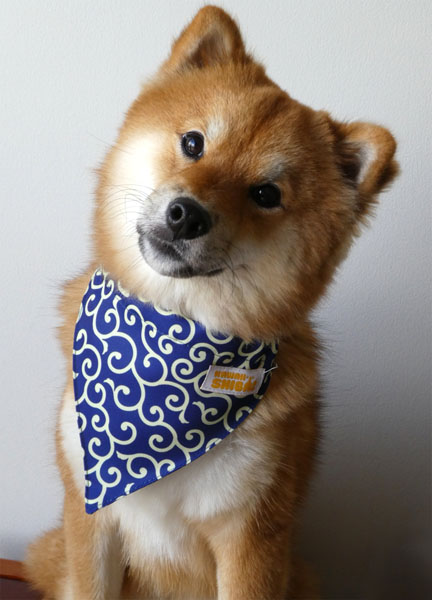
[166,198,211,240]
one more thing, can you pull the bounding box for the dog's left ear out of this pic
[329,119,399,216]
[162,5,248,72]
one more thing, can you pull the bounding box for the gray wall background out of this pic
[1,1,430,598]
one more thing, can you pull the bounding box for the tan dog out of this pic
[25,5,398,599]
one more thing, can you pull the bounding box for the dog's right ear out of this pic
[329,119,399,215]
[162,5,248,73]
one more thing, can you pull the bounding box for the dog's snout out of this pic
[167,198,211,241]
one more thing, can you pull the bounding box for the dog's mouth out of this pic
[138,230,225,279]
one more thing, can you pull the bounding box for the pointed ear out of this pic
[162,5,248,73]
[329,119,399,214]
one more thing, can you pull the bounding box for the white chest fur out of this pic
[60,388,274,565]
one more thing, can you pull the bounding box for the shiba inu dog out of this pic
[25,5,398,599]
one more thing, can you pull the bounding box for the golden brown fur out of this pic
[24,6,397,599]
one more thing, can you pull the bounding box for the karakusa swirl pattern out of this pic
[73,269,278,513]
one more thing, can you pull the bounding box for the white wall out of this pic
[1,1,430,598]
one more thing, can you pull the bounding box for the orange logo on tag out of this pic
[200,366,265,397]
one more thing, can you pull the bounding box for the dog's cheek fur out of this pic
[94,132,163,288]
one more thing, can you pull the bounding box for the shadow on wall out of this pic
[300,480,431,599]
[367,536,432,600]
[297,372,431,599]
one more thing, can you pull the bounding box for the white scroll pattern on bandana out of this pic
[73,270,278,513]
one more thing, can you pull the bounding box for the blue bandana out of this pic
[73,269,278,513]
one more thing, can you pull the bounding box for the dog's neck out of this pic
[97,259,300,343]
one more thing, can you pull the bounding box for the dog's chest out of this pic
[61,390,273,563]
[109,430,273,564]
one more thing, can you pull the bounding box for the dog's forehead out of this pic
[199,87,302,177]
[125,69,316,184]
[204,84,293,132]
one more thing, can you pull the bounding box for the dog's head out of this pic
[95,6,398,340]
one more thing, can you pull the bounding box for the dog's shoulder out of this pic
[57,265,97,357]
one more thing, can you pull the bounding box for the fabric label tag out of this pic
[201,365,265,397]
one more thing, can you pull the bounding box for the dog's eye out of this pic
[249,184,281,209]
[181,131,204,159]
